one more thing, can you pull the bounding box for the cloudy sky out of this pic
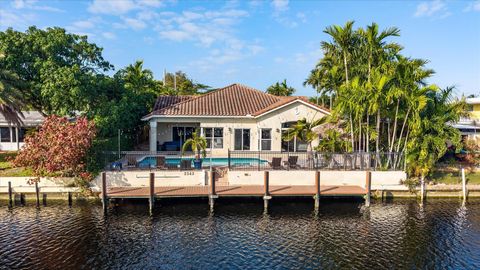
[1,0,479,96]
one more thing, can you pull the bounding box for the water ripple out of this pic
[0,199,479,269]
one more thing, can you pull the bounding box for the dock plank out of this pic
[107,185,366,198]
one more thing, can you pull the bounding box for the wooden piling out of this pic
[20,193,25,205]
[264,171,269,197]
[68,192,72,207]
[462,168,467,201]
[365,171,371,207]
[8,181,12,206]
[314,171,320,210]
[149,172,155,213]
[101,172,108,211]
[209,170,216,212]
[263,171,271,211]
[42,193,47,206]
[35,182,40,207]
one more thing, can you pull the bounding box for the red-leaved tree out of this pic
[13,116,96,181]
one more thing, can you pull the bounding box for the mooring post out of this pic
[8,181,12,206]
[263,171,271,211]
[68,192,72,207]
[149,172,155,214]
[209,169,218,212]
[420,176,425,203]
[462,167,467,201]
[42,193,47,206]
[314,171,320,210]
[101,172,108,212]
[365,171,371,207]
[35,182,40,207]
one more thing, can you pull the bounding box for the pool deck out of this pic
[107,185,366,198]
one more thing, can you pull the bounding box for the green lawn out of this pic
[430,169,480,185]
[0,152,33,177]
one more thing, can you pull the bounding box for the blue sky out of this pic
[1,0,479,97]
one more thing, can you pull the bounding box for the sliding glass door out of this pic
[234,129,250,150]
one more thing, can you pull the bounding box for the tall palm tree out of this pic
[322,21,356,85]
[0,60,24,125]
[122,60,155,95]
[266,79,295,96]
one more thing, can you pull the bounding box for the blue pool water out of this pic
[138,156,268,168]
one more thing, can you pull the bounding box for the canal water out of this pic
[1,199,479,269]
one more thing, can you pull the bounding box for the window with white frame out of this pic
[234,128,250,150]
[0,127,11,142]
[260,129,271,150]
[204,127,223,149]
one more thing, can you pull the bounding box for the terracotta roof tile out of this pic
[144,84,330,118]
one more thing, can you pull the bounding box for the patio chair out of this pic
[156,156,166,169]
[269,157,283,170]
[126,155,138,168]
[180,159,192,170]
[285,156,299,169]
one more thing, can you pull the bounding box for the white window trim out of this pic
[234,128,251,151]
[260,128,272,151]
[201,127,224,149]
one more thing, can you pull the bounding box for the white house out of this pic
[0,111,44,151]
[142,84,330,155]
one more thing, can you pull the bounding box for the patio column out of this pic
[149,120,157,152]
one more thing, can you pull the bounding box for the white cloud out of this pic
[270,0,304,28]
[11,0,63,12]
[123,17,147,30]
[464,1,480,12]
[271,0,289,13]
[137,0,163,8]
[102,32,116,39]
[0,10,36,29]
[88,0,137,15]
[414,0,451,18]
[72,19,96,29]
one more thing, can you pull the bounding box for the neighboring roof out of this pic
[466,97,480,105]
[143,84,330,120]
[0,111,45,127]
[153,95,195,111]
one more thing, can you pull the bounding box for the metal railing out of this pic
[227,151,405,171]
[101,150,404,171]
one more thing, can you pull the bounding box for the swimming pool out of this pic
[137,156,268,168]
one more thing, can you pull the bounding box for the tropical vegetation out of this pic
[304,21,466,178]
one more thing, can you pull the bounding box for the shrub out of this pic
[13,115,96,182]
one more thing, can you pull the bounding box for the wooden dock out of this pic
[101,171,372,213]
[107,185,366,198]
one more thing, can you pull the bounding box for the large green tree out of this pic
[0,26,112,116]
[162,71,210,95]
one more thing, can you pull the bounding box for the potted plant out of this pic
[182,130,207,170]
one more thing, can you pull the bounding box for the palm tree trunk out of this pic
[343,51,349,84]
[358,117,362,152]
[350,113,354,152]
[394,107,410,165]
[366,113,370,153]
[389,99,400,152]
[376,109,380,152]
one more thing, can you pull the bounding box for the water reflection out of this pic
[0,199,479,269]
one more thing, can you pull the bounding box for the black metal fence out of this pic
[101,150,405,171]
[227,151,405,171]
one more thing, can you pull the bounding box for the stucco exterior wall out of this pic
[150,101,328,155]
[228,170,406,188]
[92,170,207,190]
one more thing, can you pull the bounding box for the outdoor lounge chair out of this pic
[269,157,282,170]
[126,155,138,168]
[180,159,192,170]
[156,156,166,169]
[285,156,299,169]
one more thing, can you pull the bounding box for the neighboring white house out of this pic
[0,111,44,151]
[452,97,480,145]
[142,84,330,155]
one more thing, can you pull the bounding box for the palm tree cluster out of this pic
[266,79,296,96]
[305,21,466,175]
[0,54,24,124]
